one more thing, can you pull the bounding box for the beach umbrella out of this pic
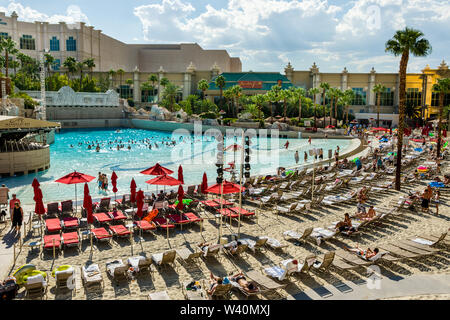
[205,181,245,195]
[83,183,90,211]
[176,185,184,211]
[140,163,174,176]
[33,185,45,217]
[130,179,137,203]
[111,171,118,198]
[32,178,40,190]
[145,174,182,187]
[201,173,208,194]
[83,184,94,224]
[178,165,184,185]
[55,171,95,213]
[136,189,145,218]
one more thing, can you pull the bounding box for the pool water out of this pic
[2,128,354,205]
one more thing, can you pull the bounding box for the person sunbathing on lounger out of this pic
[335,213,357,234]
[231,272,259,293]
[346,246,379,260]
[207,272,230,295]
[224,240,242,254]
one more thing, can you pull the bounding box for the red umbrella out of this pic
[136,189,145,218]
[201,173,208,194]
[33,185,45,216]
[32,178,40,189]
[111,171,118,194]
[225,144,242,152]
[83,183,90,211]
[140,163,174,176]
[83,183,94,224]
[205,180,245,195]
[145,174,182,186]
[178,165,184,185]
[176,185,184,210]
[130,178,137,203]
[55,171,95,213]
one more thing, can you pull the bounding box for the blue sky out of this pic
[1,0,448,73]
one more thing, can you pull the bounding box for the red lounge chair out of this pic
[218,208,239,219]
[213,199,234,206]
[43,234,61,250]
[200,200,220,208]
[93,213,112,224]
[62,217,79,230]
[167,214,191,225]
[134,220,157,232]
[109,225,131,238]
[153,217,175,230]
[91,228,112,242]
[184,212,203,223]
[62,232,80,250]
[45,218,62,233]
[108,210,127,222]
[229,207,256,217]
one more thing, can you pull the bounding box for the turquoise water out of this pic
[2,128,354,205]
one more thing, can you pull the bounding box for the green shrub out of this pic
[199,112,217,119]
[222,118,237,125]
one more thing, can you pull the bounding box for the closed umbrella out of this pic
[33,185,45,217]
[83,184,94,224]
[136,189,145,218]
[178,165,184,185]
[55,171,95,214]
[176,185,184,211]
[111,171,118,200]
[130,178,137,204]
[201,173,208,194]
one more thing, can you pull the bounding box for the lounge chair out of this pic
[148,291,171,300]
[410,232,448,247]
[399,240,442,253]
[184,212,203,224]
[60,200,73,216]
[153,217,176,231]
[245,270,286,294]
[378,244,421,259]
[218,208,239,220]
[151,250,177,270]
[283,228,313,243]
[223,242,248,259]
[23,274,48,300]
[201,244,222,260]
[186,185,196,198]
[239,237,268,253]
[275,202,298,215]
[168,214,192,227]
[263,256,315,281]
[213,198,234,206]
[108,210,127,223]
[81,264,104,291]
[45,218,62,233]
[43,234,61,253]
[109,225,132,239]
[93,212,113,225]
[54,265,76,294]
[182,281,207,300]
[259,236,288,251]
[106,260,129,284]
[62,231,80,251]
[310,252,335,273]
[95,197,111,212]
[134,220,157,233]
[203,282,233,300]
[91,227,113,243]
[309,227,339,245]
[176,247,203,265]
[390,242,437,257]
[62,217,79,230]
[127,256,154,275]
[46,202,60,217]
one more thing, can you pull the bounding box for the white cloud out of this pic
[0,2,90,25]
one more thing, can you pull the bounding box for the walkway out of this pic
[289,273,450,300]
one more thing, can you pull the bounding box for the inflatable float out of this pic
[13,264,47,285]
[51,265,74,278]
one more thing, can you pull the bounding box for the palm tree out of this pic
[141,81,153,104]
[279,89,292,120]
[267,85,281,119]
[44,53,55,75]
[223,87,233,116]
[162,82,181,112]
[432,78,450,157]
[63,57,77,80]
[327,88,339,126]
[308,87,320,128]
[108,69,116,89]
[319,82,330,128]
[251,94,266,120]
[215,75,226,103]
[0,37,18,78]
[385,27,432,191]
[230,85,243,117]
[198,79,209,100]
[116,68,125,97]
[290,87,306,123]
[373,84,387,127]
[83,58,96,79]
[76,61,86,91]
[148,74,158,99]
[341,89,355,124]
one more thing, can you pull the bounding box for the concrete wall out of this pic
[0,147,50,176]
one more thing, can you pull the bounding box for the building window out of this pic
[66,36,77,51]
[50,36,60,51]
[376,88,394,106]
[118,85,133,99]
[52,59,61,71]
[20,35,36,50]
[431,92,450,107]
[406,88,422,107]
[351,88,366,106]
[0,32,9,39]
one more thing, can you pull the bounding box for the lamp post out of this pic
[38,49,48,121]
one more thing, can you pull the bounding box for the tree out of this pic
[44,53,55,75]
[385,27,432,191]
[308,87,320,128]
[319,82,330,128]
[341,89,355,124]
[230,85,243,117]
[327,88,340,126]
[116,68,125,97]
[279,89,291,120]
[83,58,96,79]
[141,81,153,104]
[223,87,233,116]
[198,79,209,100]
[290,87,306,123]
[266,85,281,119]
[251,94,266,120]
[0,37,18,78]
[76,61,86,92]
[162,82,181,112]
[432,78,450,158]
[215,75,226,103]
[148,74,158,98]
[373,84,387,127]
[63,57,77,80]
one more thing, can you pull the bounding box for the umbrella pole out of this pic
[219,182,224,242]
[238,131,245,238]
[166,218,169,241]
[75,184,78,215]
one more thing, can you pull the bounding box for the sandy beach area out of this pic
[2,138,449,301]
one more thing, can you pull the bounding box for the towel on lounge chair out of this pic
[109,225,131,237]
[62,217,79,229]
[259,236,287,249]
[44,234,61,249]
[93,213,112,224]
[134,220,157,231]
[91,227,112,240]
[46,218,62,233]
[109,210,127,221]
[62,232,79,246]
[82,264,103,284]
